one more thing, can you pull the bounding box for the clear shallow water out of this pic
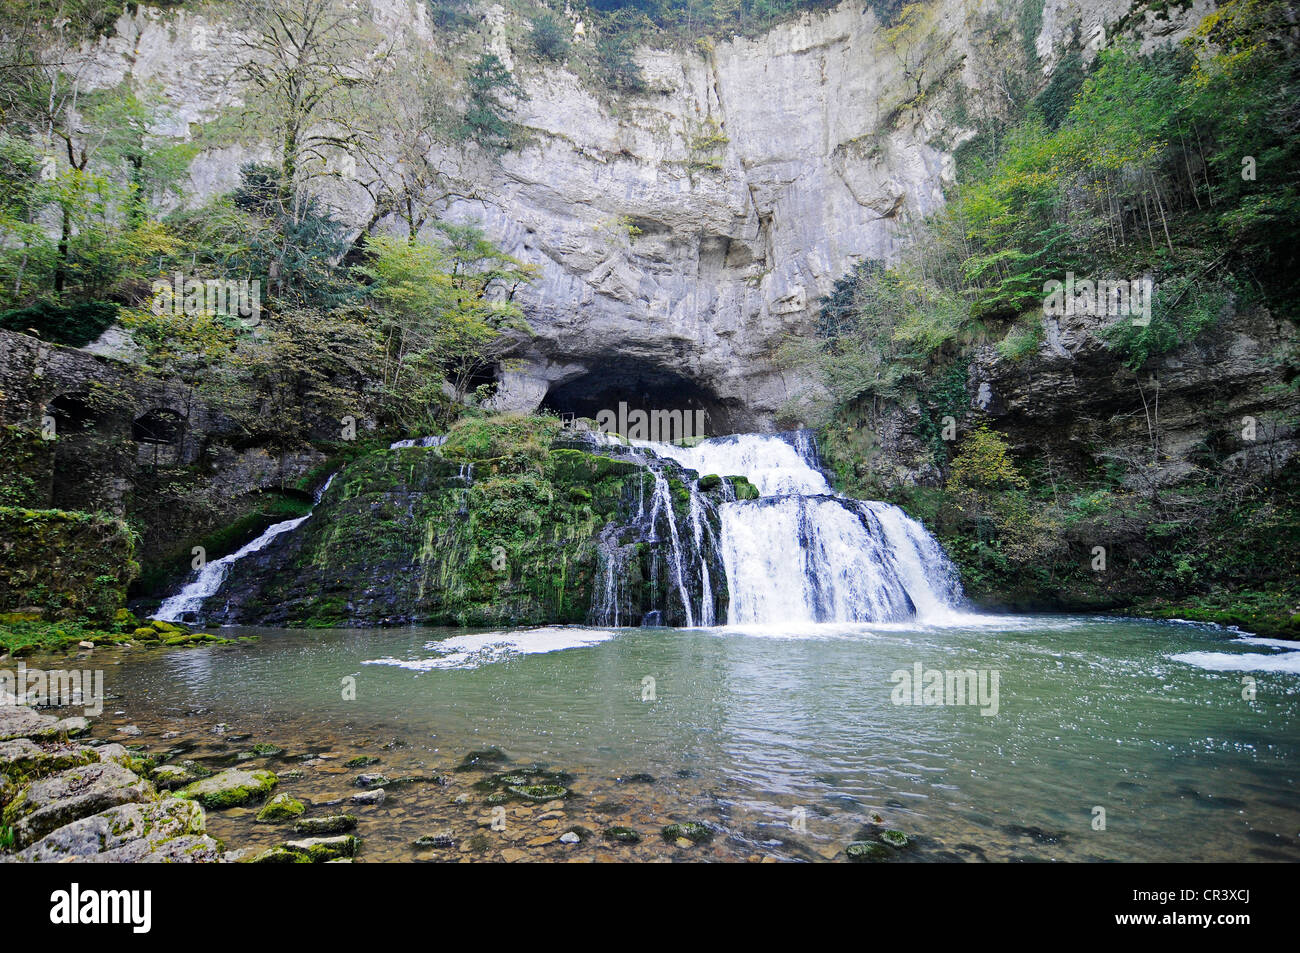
[76,614,1299,862]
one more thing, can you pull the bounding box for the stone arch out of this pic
[47,392,100,435]
[132,407,187,467]
[132,408,184,445]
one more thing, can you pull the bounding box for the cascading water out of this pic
[643,431,962,625]
[153,473,337,623]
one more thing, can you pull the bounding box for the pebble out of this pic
[559,832,580,844]
[351,789,386,805]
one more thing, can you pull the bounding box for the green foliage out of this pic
[0,507,137,623]
[947,424,1028,494]
[994,321,1042,362]
[459,54,526,154]
[354,225,535,426]
[439,414,563,473]
[531,12,571,60]
[1101,274,1231,369]
[594,16,647,93]
[0,300,117,347]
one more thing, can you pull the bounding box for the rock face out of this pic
[53,0,1221,429]
[968,303,1300,490]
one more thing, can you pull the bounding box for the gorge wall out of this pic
[60,0,1220,429]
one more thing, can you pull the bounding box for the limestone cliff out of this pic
[60,0,1220,428]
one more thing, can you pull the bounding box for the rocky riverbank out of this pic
[0,700,224,862]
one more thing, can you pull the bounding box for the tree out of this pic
[459,54,526,155]
[355,227,535,427]
[232,0,389,216]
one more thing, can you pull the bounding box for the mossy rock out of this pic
[353,773,390,788]
[149,619,182,634]
[412,833,456,849]
[255,793,305,823]
[845,840,894,862]
[730,477,761,501]
[178,768,278,810]
[661,822,713,844]
[506,783,568,802]
[344,755,380,768]
[251,743,285,758]
[249,845,308,863]
[281,834,358,862]
[603,826,641,843]
[294,814,357,836]
[879,829,910,848]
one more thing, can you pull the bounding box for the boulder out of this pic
[177,768,277,810]
[2,761,153,848]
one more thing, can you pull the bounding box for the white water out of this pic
[154,473,337,623]
[389,435,446,449]
[646,432,963,625]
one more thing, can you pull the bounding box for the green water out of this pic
[83,614,1298,862]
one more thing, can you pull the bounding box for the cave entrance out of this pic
[539,362,740,440]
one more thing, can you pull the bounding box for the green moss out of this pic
[506,783,568,801]
[179,768,278,810]
[661,821,714,844]
[603,826,641,843]
[845,840,894,862]
[255,793,305,823]
[0,507,137,623]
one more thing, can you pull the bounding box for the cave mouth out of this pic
[539,362,742,440]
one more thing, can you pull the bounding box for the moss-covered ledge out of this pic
[0,507,138,623]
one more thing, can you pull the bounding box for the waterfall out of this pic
[389,435,446,449]
[642,432,962,625]
[154,473,336,623]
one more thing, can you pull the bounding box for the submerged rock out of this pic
[412,833,455,849]
[661,822,714,844]
[879,829,910,849]
[845,840,894,863]
[455,748,509,772]
[603,826,641,844]
[506,783,568,802]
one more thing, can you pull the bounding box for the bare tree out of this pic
[231,0,391,220]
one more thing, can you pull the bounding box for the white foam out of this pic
[1170,649,1300,674]
[362,626,618,671]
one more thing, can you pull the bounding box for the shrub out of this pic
[0,300,118,348]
